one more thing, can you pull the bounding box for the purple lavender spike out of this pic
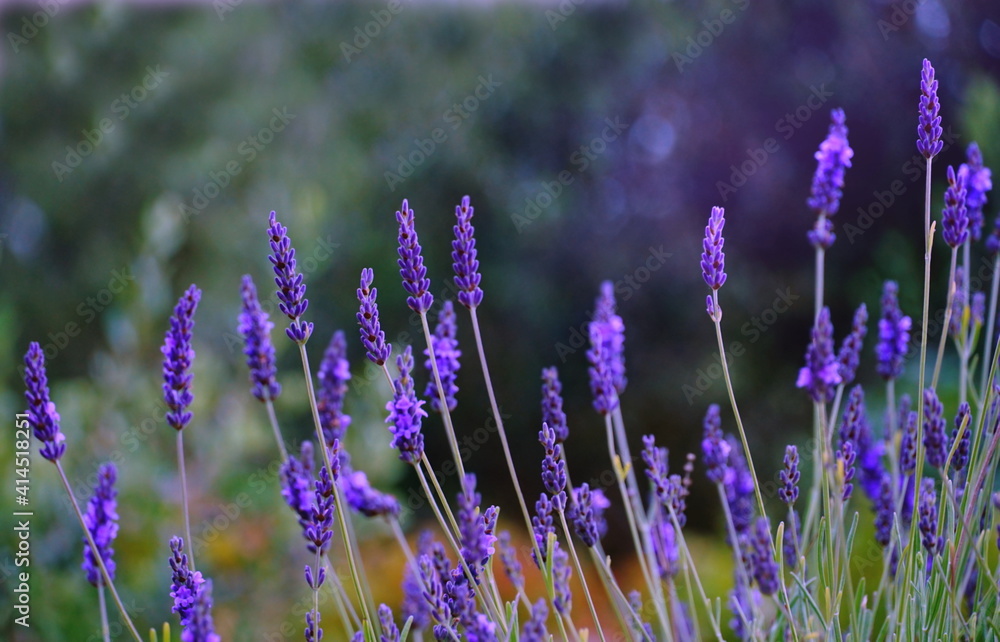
[238,275,281,402]
[378,604,400,642]
[303,456,337,555]
[587,321,619,415]
[531,493,556,567]
[385,346,426,465]
[807,108,854,218]
[424,300,461,413]
[280,441,315,523]
[317,330,352,447]
[22,342,66,462]
[541,367,569,443]
[457,474,497,583]
[778,445,800,506]
[900,410,918,475]
[497,531,524,589]
[552,544,572,616]
[571,483,600,547]
[751,517,779,596]
[643,435,684,524]
[521,599,549,641]
[917,59,944,160]
[82,463,118,586]
[918,478,941,557]
[340,465,400,518]
[702,403,730,484]
[874,473,894,548]
[182,579,220,642]
[725,437,755,537]
[994,493,1000,552]
[922,388,949,469]
[452,195,484,309]
[972,291,986,327]
[593,281,627,394]
[796,306,842,403]
[701,206,727,290]
[397,199,433,313]
[837,303,868,385]
[951,402,971,473]
[988,215,1000,255]
[941,165,970,249]
[267,211,312,343]
[162,285,201,431]
[418,554,452,630]
[840,441,856,501]
[807,216,836,250]
[402,532,434,630]
[169,536,205,626]
[357,268,392,366]
[783,510,801,570]
[651,515,679,579]
[539,422,567,509]
[961,142,992,240]
[876,281,911,380]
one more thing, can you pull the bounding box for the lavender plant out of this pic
[22,58,1000,642]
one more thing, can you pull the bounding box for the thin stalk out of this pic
[468,307,544,570]
[978,257,1000,400]
[264,399,287,461]
[310,547,322,641]
[815,227,826,319]
[586,548,657,642]
[55,462,143,642]
[419,310,468,492]
[930,249,958,390]
[98,581,111,642]
[961,240,971,405]
[324,557,361,635]
[557,510,608,642]
[665,505,725,641]
[176,431,195,571]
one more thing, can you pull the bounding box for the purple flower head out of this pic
[340,465,401,518]
[162,285,201,431]
[725,437,756,537]
[972,291,986,327]
[418,554,452,631]
[497,531,524,589]
[182,579,220,642]
[357,268,392,366]
[238,275,281,402]
[778,445,800,506]
[280,441,315,522]
[876,281,912,380]
[702,403,731,484]
[378,604,400,642]
[385,346,427,465]
[169,536,205,627]
[267,211,312,343]
[587,321,619,415]
[796,306,842,402]
[917,59,944,159]
[961,142,992,240]
[592,281,627,394]
[643,435,684,524]
[541,367,569,443]
[652,515,679,579]
[923,387,949,469]
[874,473,894,548]
[457,474,497,583]
[837,303,868,385]
[571,483,599,547]
[317,330,352,447]
[304,462,337,555]
[839,441,856,501]
[402,533,434,630]
[951,402,971,473]
[22,342,67,462]
[82,463,119,586]
[807,216,836,250]
[751,517,779,596]
[918,478,941,556]
[531,493,556,567]
[701,206,727,290]
[900,410,918,475]
[304,564,327,590]
[397,199,433,313]
[452,195,484,309]
[424,300,461,413]
[941,164,970,249]
[520,599,549,642]
[539,422,567,508]
[807,108,854,217]
[552,544,572,616]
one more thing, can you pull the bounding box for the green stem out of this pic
[978,257,1000,401]
[264,398,287,461]
[557,510,608,642]
[419,310,468,492]
[98,580,111,642]
[176,431,195,571]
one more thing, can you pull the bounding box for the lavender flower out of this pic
[22,342,66,462]
[874,473,894,548]
[531,493,555,567]
[778,445,800,506]
[402,533,434,630]
[378,604,400,642]
[238,275,281,402]
[951,402,971,473]
[541,367,569,443]
[571,483,599,547]
[539,422,567,508]
[837,303,868,385]
[280,441,315,522]
[457,474,498,582]
[941,164,970,249]
[972,291,986,327]
[923,387,949,469]
[452,195,483,309]
[807,108,854,218]
[497,531,524,589]
[702,403,731,484]
[593,281,627,394]
[643,435,686,525]
[988,215,1000,255]
[961,142,992,240]
[876,281,911,381]
[267,211,312,343]
[397,199,433,313]
[587,320,619,415]
[162,285,201,431]
[725,437,756,537]
[900,410,918,475]
[652,515,679,579]
[304,462,336,556]
[918,478,940,556]
[751,517,779,596]
[521,599,548,642]
[357,268,392,366]
[418,554,452,631]
[182,579,220,642]
[317,330,352,447]
[424,300,461,413]
[701,206,727,290]
[340,466,401,518]
[796,306,842,403]
[82,463,119,587]
[917,59,943,159]
[385,346,427,465]
[169,536,205,626]
[839,441,856,501]
[552,544,572,616]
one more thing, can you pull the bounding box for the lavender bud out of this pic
[169,536,205,626]
[452,195,484,309]
[183,579,220,642]
[702,403,731,484]
[317,330,351,448]
[539,423,567,508]
[424,300,461,413]
[837,303,868,385]
[238,275,281,402]
[874,473,894,548]
[951,402,971,473]
[267,211,312,343]
[701,206,727,290]
[82,463,118,586]
[357,268,392,366]
[751,518,779,596]
[807,108,854,218]
[778,445,800,506]
[917,59,943,160]
[162,285,201,431]
[378,604,400,642]
[900,410,918,475]
[571,483,599,547]
[520,599,548,642]
[22,342,67,462]
[541,367,569,443]
[552,544,572,616]
[918,478,940,557]
[397,199,433,313]
[941,164,970,249]
[796,306,842,403]
[876,281,911,381]
[961,142,992,240]
[497,531,524,589]
[922,388,949,469]
[385,346,427,465]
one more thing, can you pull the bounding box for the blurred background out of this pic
[2,0,999,638]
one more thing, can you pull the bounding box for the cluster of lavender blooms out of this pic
[20,57,1000,642]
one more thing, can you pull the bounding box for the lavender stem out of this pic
[931,249,960,390]
[264,399,287,461]
[176,432,195,571]
[556,509,608,642]
[978,257,1000,400]
[98,580,110,642]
